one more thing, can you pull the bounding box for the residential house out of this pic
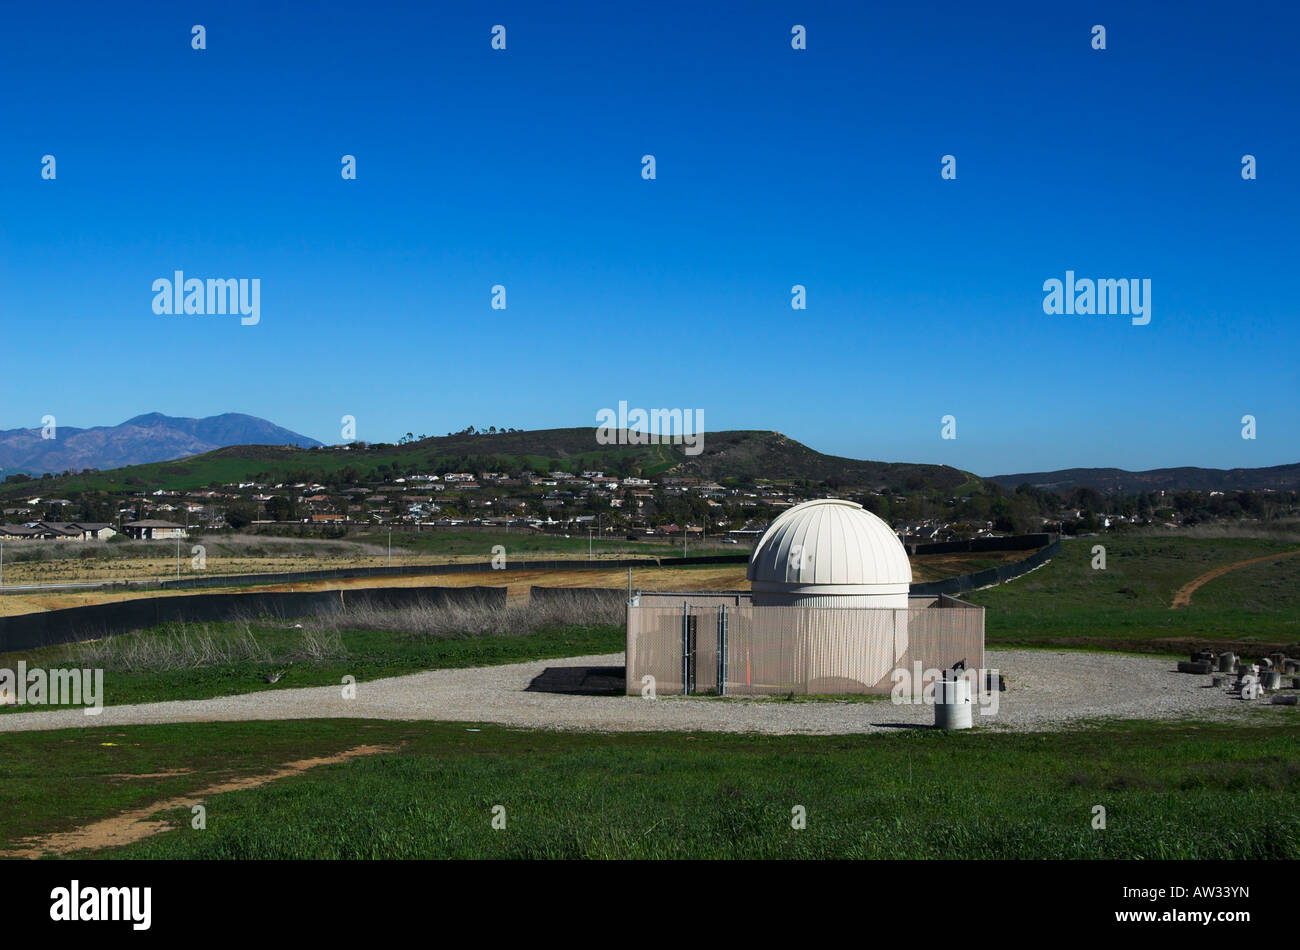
[123,520,188,540]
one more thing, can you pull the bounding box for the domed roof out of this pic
[747,498,911,591]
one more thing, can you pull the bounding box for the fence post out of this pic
[682,600,689,696]
[717,604,728,696]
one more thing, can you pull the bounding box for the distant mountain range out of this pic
[0,413,322,476]
[988,464,1300,494]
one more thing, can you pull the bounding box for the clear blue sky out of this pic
[1,0,1295,476]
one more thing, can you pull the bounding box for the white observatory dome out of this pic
[747,498,912,606]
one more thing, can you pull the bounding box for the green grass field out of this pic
[2,717,1296,859]
[967,535,1300,652]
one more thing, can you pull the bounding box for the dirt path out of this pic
[0,744,397,858]
[251,565,750,604]
[1170,550,1300,609]
[0,564,749,615]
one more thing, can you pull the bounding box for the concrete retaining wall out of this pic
[909,538,1061,596]
[0,585,506,653]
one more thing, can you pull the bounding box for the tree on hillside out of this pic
[226,502,256,530]
[266,496,295,522]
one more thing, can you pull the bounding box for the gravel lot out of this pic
[1,649,1287,735]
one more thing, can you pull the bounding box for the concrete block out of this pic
[1177,660,1213,674]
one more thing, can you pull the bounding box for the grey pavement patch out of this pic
[0,650,1280,736]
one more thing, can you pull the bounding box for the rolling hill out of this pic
[12,416,1292,500]
[0,426,974,497]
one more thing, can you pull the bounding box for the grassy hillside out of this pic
[966,535,1300,652]
[658,430,972,487]
[0,427,974,497]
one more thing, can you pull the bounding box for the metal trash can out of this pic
[1218,652,1236,673]
[934,675,973,730]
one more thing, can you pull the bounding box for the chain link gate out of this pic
[680,603,729,696]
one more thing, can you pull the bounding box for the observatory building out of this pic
[747,498,912,608]
[626,498,984,695]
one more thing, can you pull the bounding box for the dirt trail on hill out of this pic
[1170,550,1300,609]
[0,744,397,858]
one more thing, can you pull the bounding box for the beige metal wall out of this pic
[626,599,984,696]
[635,591,751,607]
